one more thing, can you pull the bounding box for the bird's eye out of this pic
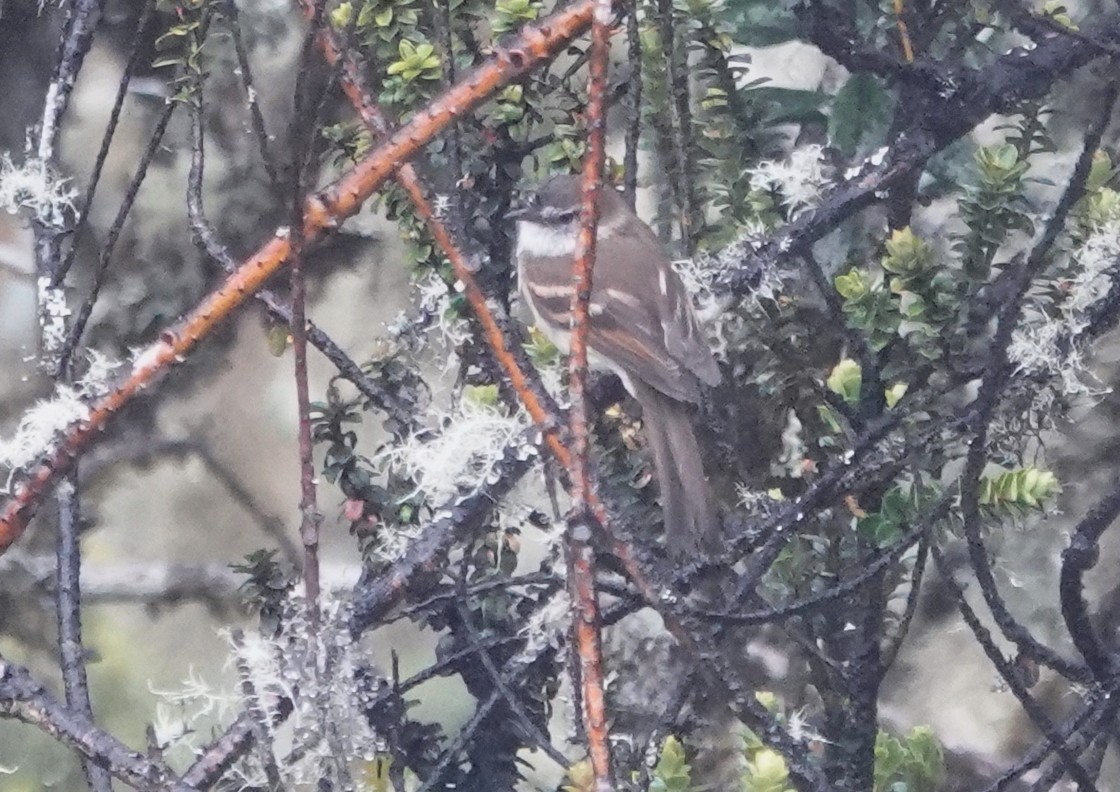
[558,210,578,223]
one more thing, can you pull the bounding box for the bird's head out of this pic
[509,174,624,230]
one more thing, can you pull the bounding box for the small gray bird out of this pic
[511,175,722,554]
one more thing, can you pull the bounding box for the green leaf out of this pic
[650,736,692,792]
[897,291,927,319]
[817,403,843,434]
[330,2,352,28]
[743,748,792,792]
[881,227,934,277]
[884,382,907,409]
[562,760,594,792]
[826,358,862,405]
[723,0,801,46]
[751,87,829,127]
[834,270,868,299]
[978,467,1060,511]
[1041,1,1078,30]
[829,73,891,156]
[463,384,500,408]
[1085,149,1114,194]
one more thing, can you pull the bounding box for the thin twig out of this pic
[656,0,699,251]
[223,0,281,188]
[566,3,616,787]
[52,0,158,288]
[455,602,569,767]
[349,430,537,634]
[4,556,361,605]
[182,709,260,788]
[54,471,111,792]
[1059,480,1120,681]
[184,97,419,442]
[691,497,946,626]
[288,0,331,627]
[719,15,1118,298]
[33,0,104,299]
[412,592,570,792]
[879,529,930,672]
[955,81,1118,685]
[58,99,178,373]
[930,543,1100,790]
[622,0,642,209]
[978,692,1108,792]
[33,3,114,788]
[0,656,194,791]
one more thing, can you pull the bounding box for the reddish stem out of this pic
[566,1,615,788]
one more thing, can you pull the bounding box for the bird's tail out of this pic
[631,381,719,556]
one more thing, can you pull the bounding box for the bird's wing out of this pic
[609,222,722,388]
[520,228,718,403]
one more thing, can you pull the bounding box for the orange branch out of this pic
[0,0,600,555]
[567,1,615,787]
[893,0,914,62]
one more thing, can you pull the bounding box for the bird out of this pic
[510,174,722,555]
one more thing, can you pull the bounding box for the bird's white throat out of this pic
[514,214,625,259]
[515,220,578,258]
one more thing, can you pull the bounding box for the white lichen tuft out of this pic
[384,271,475,375]
[0,154,77,229]
[37,276,70,359]
[0,386,89,487]
[735,485,784,517]
[522,590,572,657]
[0,349,123,487]
[775,409,807,479]
[1065,215,1120,317]
[76,349,122,398]
[226,593,381,789]
[148,668,239,755]
[432,193,452,219]
[671,241,785,364]
[1008,206,1120,397]
[149,592,383,788]
[377,399,528,507]
[416,270,471,350]
[748,144,829,214]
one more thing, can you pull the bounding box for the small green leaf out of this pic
[834,270,867,300]
[330,2,352,28]
[1085,149,1114,194]
[463,384,500,407]
[817,403,843,434]
[881,227,934,277]
[650,736,692,792]
[826,358,862,405]
[1041,1,1078,30]
[884,382,907,409]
